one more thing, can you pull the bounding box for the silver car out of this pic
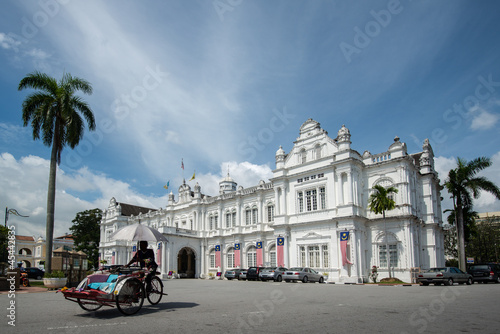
[259,267,288,282]
[283,267,324,283]
[238,270,248,280]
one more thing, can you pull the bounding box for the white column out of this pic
[347,171,353,204]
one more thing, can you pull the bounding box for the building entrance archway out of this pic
[177,247,196,278]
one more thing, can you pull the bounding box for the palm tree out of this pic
[19,71,95,273]
[368,184,398,278]
[444,157,500,271]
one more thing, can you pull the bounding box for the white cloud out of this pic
[470,110,500,130]
[0,32,21,50]
[0,153,274,237]
[434,156,456,182]
[24,48,50,60]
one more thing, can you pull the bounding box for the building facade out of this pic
[15,234,75,269]
[99,119,445,283]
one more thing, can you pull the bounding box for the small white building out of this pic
[99,119,445,283]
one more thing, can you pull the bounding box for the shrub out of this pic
[44,270,65,278]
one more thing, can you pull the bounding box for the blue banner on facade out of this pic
[158,243,161,249]
[277,237,284,246]
[256,241,262,249]
[234,243,240,250]
[340,231,349,241]
[132,246,136,252]
[215,245,220,251]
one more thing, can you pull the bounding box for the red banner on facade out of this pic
[256,241,263,266]
[215,245,221,268]
[234,243,240,267]
[277,237,284,267]
[340,232,353,266]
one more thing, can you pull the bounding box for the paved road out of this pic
[1,279,498,334]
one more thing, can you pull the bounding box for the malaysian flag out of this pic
[234,243,241,267]
[215,245,221,268]
[340,232,353,266]
[157,243,162,267]
[277,237,285,267]
[256,241,263,267]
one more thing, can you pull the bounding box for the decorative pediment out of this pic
[297,232,330,241]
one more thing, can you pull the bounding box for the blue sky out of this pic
[1,0,499,237]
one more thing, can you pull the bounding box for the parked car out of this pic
[417,267,472,286]
[23,267,45,280]
[467,264,500,284]
[258,267,288,282]
[283,267,324,283]
[224,269,244,280]
[238,270,247,280]
[246,267,265,281]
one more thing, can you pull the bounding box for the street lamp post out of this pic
[5,207,29,226]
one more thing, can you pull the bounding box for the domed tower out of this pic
[336,124,351,151]
[219,172,237,194]
[275,145,286,169]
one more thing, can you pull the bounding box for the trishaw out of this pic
[59,266,165,315]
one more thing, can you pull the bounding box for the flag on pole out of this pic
[189,171,195,181]
[277,237,284,267]
[256,241,263,267]
[234,243,241,267]
[340,231,353,266]
[181,159,184,170]
[157,243,162,267]
[215,245,221,268]
[163,180,170,190]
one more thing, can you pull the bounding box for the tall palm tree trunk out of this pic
[45,141,58,274]
[456,200,466,271]
[383,211,391,278]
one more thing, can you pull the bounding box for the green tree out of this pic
[368,184,398,278]
[19,71,95,273]
[0,225,9,263]
[443,207,478,259]
[467,215,500,263]
[444,157,500,271]
[70,209,102,269]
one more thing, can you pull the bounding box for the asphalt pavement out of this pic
[1,279,498,334]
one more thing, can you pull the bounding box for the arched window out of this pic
[267,204,275,222]
[315,144,321,159]
[227,247,235,268]
[247,246,256,267]
[301,149,307,164]
[269,245,276,266]
[376,233,399,268]
[225,210,232,228]
[209,249,216,268]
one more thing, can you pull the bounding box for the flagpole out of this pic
[5,207,7,227]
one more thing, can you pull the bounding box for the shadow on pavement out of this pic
[74,302,199,319]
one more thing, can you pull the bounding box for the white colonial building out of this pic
[99,119,445,283]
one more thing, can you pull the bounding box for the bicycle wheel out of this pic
[78,299,103,312]
[116,278,144,315]
[147,276,164,305]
